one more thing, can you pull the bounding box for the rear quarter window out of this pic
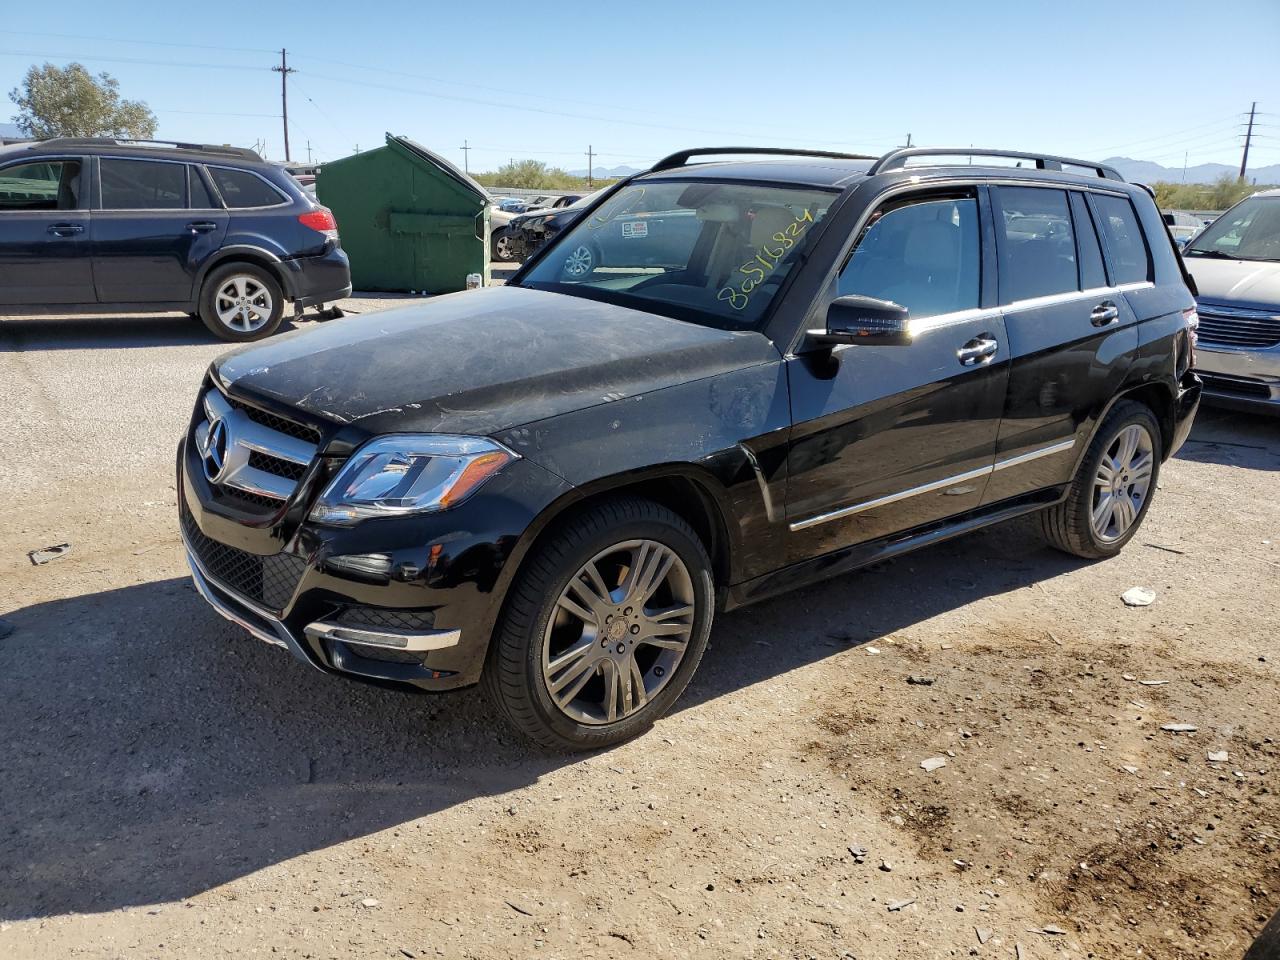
[209,167,286,208]
[1091,193,1152,284]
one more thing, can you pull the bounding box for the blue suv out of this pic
[0,138,351,341]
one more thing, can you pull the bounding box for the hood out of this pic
[1186,257,1280,310]
[213,286,776,437]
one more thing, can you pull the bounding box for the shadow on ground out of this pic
[0,315,303,352]
[0,518,1081,921]
[1175,404,1279,470]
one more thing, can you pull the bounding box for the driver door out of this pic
[784,187,1009,561]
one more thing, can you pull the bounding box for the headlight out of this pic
[309,435,517,526]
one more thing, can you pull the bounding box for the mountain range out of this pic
[570,157,1280,186]
[1103,156,1280,186]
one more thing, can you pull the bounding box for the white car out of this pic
[1183,189,1280,415]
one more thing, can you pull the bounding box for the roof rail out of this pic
[651,146,876,172]
[36,138,262,161]
[868,147,1124,182]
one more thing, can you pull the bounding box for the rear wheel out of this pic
[1037,400,1161,559]
[198,263,285,342]
[485,497,714,751]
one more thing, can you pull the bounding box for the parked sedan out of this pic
[1183,188,1280,414]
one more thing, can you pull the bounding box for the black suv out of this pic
[0,138,351,341]
[179,147,1200,750]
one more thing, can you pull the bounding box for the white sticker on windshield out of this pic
[621,220,648,239]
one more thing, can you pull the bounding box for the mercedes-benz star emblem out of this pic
[200,417,230,483]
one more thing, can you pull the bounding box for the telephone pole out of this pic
[585,145,594,186]
[1240,101,1257,182]
[306,141,313,164]
[272,49,296,162]
[905,133,913,148]
[460,139,471,174]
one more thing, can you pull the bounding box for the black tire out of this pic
[492,228,516,263]
[1037,400,1162,559]
[484,497,715,751]
[198,262,285,342]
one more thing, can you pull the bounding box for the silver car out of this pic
[1183,188,1280,415]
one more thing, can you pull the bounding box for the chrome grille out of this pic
[1196,305,1280,349]
[193,388,319,509]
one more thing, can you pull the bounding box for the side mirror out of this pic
[808,295,911,347]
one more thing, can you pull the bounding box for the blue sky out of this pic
[3,0,1278,173]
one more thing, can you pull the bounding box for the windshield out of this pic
[520,179,837,330]
[1186,195,1280,261]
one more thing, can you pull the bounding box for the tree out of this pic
[471,158,614,192]
[9,62,157,139]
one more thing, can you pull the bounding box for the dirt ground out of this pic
[1,303,1277,960]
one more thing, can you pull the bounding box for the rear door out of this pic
[785,187,1010,559]
[0,156,95,305]
[980,185,1140,505]
[90,156,228,303]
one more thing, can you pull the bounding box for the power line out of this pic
[4,29,276,55]
[0,48,268,72]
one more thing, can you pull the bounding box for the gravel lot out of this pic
[1,296,1277,960]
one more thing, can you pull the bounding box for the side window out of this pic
[101,159,185,210]
[209,167,285,208]
[996,187,1077,302]
[0,160,82,212]
[1069,192,1107,289]
[837,195,981,320]
[188,165,218,209]
[1092,194,1151,284]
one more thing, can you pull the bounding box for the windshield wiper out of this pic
[1185,249,1238,259]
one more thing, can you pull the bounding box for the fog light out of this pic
[324,553,393,580]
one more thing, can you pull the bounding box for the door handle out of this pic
[186,221,218,233]
[957,335,999,366]
[47,223,84,237]
[1090,301,1120,327]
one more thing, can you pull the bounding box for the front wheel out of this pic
[1037,400,1162,559]
[492,228,516,263]
[485,497,715,751]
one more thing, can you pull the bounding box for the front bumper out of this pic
[178,428,573,691]
[1195,343,1280,415]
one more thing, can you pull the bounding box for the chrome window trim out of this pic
[788,438,1077,532]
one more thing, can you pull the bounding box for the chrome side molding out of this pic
[789,437,1077,532]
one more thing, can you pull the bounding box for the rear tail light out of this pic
[299,207,339,239]
[1182,307,1199,370]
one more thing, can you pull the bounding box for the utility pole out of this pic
[460,139,471,174]
[306,141,313,164]
[272,49,296,162]
[905,133,913,148]
[586,145,594,186]
[1240,100,1257,182]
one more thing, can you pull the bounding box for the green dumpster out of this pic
[318,133,490,293]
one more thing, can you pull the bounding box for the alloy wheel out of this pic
[494,234,513,261]
[215,275,274,334]
[542,539,696,725]
[1091,423,1155,542]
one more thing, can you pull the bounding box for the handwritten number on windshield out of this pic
[717,208,814,311]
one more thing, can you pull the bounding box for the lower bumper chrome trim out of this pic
[185,545,291,650]
[303,620,462,653]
